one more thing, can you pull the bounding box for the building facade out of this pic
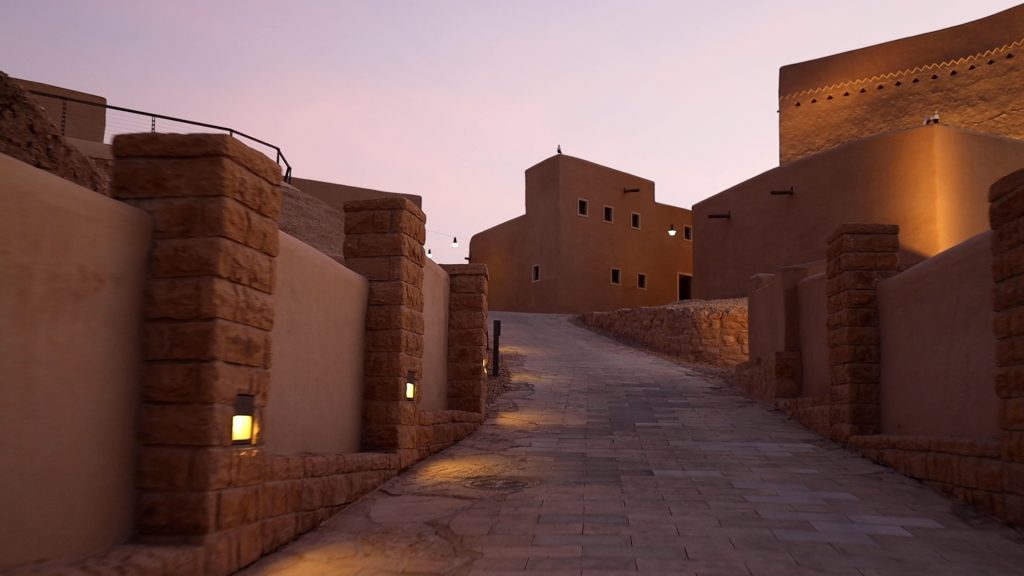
[470,154,692,314]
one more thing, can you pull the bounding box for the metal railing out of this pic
[27,89,292,182]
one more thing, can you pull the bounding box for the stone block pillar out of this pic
[990,169,1024,523]
[112,134,282,575]
[442,264,489,413]
[343,198,426,468]
[825,224,899,442]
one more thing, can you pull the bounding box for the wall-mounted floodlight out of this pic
[667,224,677,237]
[405,371,416,401]
[770,187,794,196]
[707,211,731,219]
[232,395,255,446]
[451,237,459,248]
[623,187,640,193]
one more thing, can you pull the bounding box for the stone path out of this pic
[241,312,1024,575]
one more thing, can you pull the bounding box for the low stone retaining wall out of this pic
[577,299,749,368]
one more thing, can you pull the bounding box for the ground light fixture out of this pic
[452,237,459,248]
[232,394,255,445]
[405,371,416,401]
[668,224,677,237]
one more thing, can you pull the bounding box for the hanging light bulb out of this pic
[667,224,677,237]
[452,236,459,248]
[427,248,433,259]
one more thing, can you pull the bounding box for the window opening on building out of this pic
[532,265,540,282]
[603,205,614,223]
[631,212,641,229]
[638,273,647,289]
[678,274,692,300]
[578,198,589,217]
[611,268,622,285]
[684,225,692,240]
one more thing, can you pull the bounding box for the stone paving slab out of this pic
[240,312,1024,575]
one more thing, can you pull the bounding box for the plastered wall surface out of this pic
[797,273,829,399]
[472,155,692,313]
[693,126,1024,299]
[877,232,998,438]
[0,154,150,569]
[421,259,450,411]
[265,233,369,455]
[779,5,1024,162]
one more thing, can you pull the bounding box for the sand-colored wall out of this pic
[0,154,150,569]
[778,5,1024,162]
[15,78,107,142]
[693,125,1024,299]
[746,274,783,364]
[290,177,422,211]
[421,259,450,411]
[877,232,998,438]
[472,155,692,313]
[796,273,829,399]
[265,233,369,455]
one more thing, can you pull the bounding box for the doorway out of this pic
[678,274,692,300]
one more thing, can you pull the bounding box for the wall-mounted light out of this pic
[770,186,794,196]
[667,224,677,237]
[452,237,459,248]
[707,211,731,220]
[427,248,433,259]
[405,371,416,401]
[232,394,255,446]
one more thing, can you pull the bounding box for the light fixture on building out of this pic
[232,395,255,445]
[668,224,677,237]
[452,237,459,248]
[405,371,416,401]
[427,248,433,259]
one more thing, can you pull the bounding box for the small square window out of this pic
[637,273,647,289]
[631,212,641,229]
[684,225,692,241]
[611,268,622,285]
[577,198,589,217]
[532,265,540,282]
[603,206,614,223]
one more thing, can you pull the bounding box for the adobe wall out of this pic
[796,272,829,399]
[279,183,347,265]
[421,259,451,411]
[877,232,998,438]
[576,299,748,368]
[471,215,556,311]
[0,154,150,569]
[693,125,1024,299]
[779,5,1024,163]
[264,233,369,455]
[14,77,107,142]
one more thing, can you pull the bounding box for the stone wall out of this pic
[577,299,748,368]
[0,71,108,195]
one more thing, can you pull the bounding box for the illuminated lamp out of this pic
[452,237,459,248]
[405,371,416,401]
[232,395,255,445]
[427,248,433,259]
[667,224,677,237]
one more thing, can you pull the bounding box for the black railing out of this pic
[27,89,292,182]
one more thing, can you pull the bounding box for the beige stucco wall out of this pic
[796,273,829,399]
[15,78,107,142]
[746,274,783,365]
[693,125,1024,299]
[265,233,368,455]
[778,5,1024,162]
[472,155,693,313]
[421,259,450,411]
[877,231,998,438]
[0,154,150,569]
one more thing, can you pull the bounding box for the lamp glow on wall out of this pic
[232,394,255,446]
[405,371,416,401]
[667,224,677,237]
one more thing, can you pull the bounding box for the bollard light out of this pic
[405,371,416,401]
[232,394,255,445]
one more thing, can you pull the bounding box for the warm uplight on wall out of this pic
[452,237,459,248]
[405,371,416,401]
[668,224,677,237]
[232,394,255,445]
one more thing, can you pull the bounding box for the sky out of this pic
[3,0,1021,263]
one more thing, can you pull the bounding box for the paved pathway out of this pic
[242,312,1024,575]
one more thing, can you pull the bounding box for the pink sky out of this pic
[4,0,1020,262]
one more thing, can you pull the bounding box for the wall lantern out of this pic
[451,237,459,248]
[405,371,416,401]
[667,224,677,237]
[427,248,433,259]
[232,394,255,446]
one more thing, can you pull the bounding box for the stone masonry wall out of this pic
[577,299,748,368]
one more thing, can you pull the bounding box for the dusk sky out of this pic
[4,1,1020,262]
